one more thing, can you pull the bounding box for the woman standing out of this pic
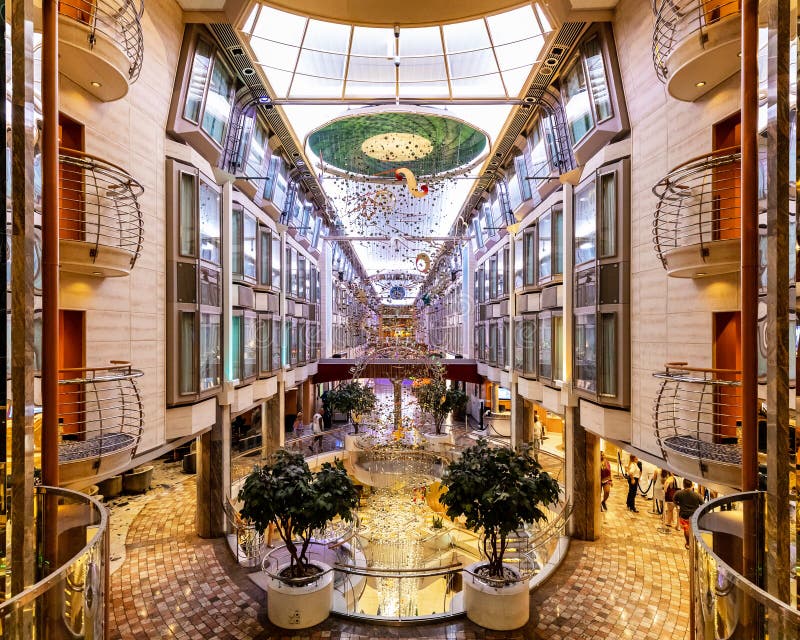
[600,451,613,511]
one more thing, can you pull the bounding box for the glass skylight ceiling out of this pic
[242,3,551,100]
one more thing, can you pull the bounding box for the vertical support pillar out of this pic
[197,410,225,538]
[10,0,36,635]
[0,0,8,604]
[568,406,600,541]
[765,0,791,607]
[510,384,525,449]
[393,379,402,429]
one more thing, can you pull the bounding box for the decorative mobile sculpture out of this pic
[415,253,431,273]
[395,167,428,198]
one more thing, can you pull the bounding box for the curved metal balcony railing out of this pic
[691,491,800,638]
[652,0,741,84]
[0,486,108,639]
[653,362,742,487]
[59,0,144,82]
[57,362,144,485]
[652,146,741,277]
[59,148,144,276]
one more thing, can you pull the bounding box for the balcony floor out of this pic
[108,456,691,638]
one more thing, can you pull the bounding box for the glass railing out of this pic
[0,486,108,639]
[692,491,800,639]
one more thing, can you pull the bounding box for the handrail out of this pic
[652,146,741,269]
[58,148,144,269]
[652,0,741,82]
[0,486,107,614]
[58,0,145,81]
[691,491,800,633]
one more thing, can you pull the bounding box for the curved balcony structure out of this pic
[652,147,741,278]
[57,0,144,101]
[59,149,144,277]
[691,492,800,638]
[653,362,742,489]
[652,0,741,101]
[57,363,144,485]
[0,487,108,638]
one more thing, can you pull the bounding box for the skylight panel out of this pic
[295,48,347,80]
[398,55,447,83]
[249,37,300,73]
[242,5,258,34]
[346,55,395,83]
[259,66,293,97]
[485,5,539,46]
[501,66,533,97]
[451,73,506,98]
[398,81,450,98]
[446,48,498,79]
[494,36,544,71]
[303,19,351,54]
[343,80,396,99]
[351,26,395,57]
[535,5,552,32]
[252,6,307,47]
[442,18,491,53]
[399,26,443,56]
[290,74,343,98]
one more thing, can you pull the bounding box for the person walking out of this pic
[310,411,323,454]
[532,412,544,460]
[673,479,704,549]
[600,451,612,511]
[653,469,667,514]
[663,470,678,530]
[626,454,641,512]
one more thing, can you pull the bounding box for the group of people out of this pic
[292,407,328,454]
[599,451,704,549]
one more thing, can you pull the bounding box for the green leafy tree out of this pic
[238,449,358,579]
[439,440,561,579]
[413,377,467,435]
[325,381,377,433]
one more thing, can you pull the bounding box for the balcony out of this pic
[57,363,144,485]
[59,149,144,277]
[57,0,144,101]
[8,363,145,486]
[653,0,741,101]
[652,147,741,278]
[653,362,742,489]
[691,492,800,639]
[0,486,108,638]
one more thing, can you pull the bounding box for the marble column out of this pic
[196,407,225,538]
[9,0,37,634]
[765,0,791,607]
[393,379,402,429]
[510,385,525,450]
[567,407,600,541]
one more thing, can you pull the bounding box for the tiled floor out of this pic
[108,464,690,639]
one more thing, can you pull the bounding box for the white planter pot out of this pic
[462,561,529,630]
[267,561,333,629]
[344,434,361,452]
[424,432,454,452]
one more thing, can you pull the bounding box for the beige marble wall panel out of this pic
[55,0,183,456]
[615,0,743,464]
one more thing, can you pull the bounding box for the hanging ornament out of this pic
[415,253,431,273]
[395,167,429,198]
[389,285,406,300]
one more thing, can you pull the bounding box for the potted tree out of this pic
[413,377,466,450]
[238,449,358,629]
[325,380,377,435]
[439,440,561,630]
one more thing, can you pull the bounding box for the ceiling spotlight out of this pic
[695,272,707,277]
[242,67,255,76]
[695,81,706,87]
[90,81,102,88]
[92,271,102,276]
[544,57,558,66]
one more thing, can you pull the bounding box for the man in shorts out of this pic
[673,478,704,549]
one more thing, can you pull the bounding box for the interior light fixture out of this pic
[695,272,707,277]
[90,81,101,88]
[92,271,102,276]
[695,81,706,88]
